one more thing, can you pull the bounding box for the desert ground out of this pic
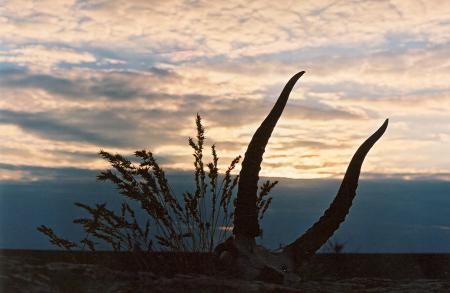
[2,250,450,292]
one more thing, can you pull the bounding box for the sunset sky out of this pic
[1,0,450,181]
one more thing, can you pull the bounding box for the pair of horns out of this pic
[232,71,388,263]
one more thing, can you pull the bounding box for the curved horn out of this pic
[233,71,305,240]
[284,119,388,264]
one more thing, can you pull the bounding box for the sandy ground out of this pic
[1,252,450,292]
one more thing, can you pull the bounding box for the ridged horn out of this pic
[233,71,305,240]
[283,119,388,263]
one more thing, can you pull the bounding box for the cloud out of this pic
[0,67,172,101]
[0,45,96,70]
[0,163,98,182]
[2,0,450,61]
[1,0,450,179]
[0,109,129,146]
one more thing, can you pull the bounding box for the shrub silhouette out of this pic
[38,114,276,252]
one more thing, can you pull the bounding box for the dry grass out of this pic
[38,115,276,254]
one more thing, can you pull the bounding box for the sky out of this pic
[1,1,450,252]
[1,0,450,181]
[2,172,450,252]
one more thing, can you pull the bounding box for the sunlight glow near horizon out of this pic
[1,0,450,181]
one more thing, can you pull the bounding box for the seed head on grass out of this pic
[38,115,276,253]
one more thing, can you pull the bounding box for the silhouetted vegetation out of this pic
[38,114,276,253]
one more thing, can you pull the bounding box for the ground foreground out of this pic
[1,250,450,292]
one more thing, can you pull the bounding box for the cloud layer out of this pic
[1,0,450,180]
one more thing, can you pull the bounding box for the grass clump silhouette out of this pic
[38,114,276,253]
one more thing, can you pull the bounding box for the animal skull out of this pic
[215,71,388,284]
